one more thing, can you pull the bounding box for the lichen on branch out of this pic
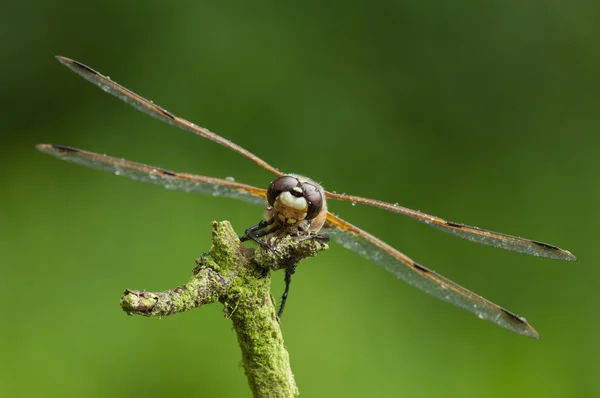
[119,220,328,398]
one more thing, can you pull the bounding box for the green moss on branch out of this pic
[119,221,328,398]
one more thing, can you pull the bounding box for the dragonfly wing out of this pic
[323,213,540,339]
[325,192,576,261]
[36,144,266,206]
[55,56,283,177]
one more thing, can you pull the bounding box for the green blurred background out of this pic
[2,1,598,397]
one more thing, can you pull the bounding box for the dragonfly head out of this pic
[266,175,327,232]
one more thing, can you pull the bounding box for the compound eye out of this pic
[302,183,323,220]
[266,176,299,205]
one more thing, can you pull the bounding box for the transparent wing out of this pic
[326,192,576,262]
[55,56,283,177]
[36,144,267,206]
[324,213,540,339]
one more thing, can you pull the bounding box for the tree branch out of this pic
[119,220,329,398]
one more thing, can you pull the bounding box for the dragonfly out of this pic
[37,56,576,339]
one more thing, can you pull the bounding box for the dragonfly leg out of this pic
[194,251,211,266]
[296,220,311,236]
[277,233,329,317]
[296,232,330,244]
[240,217,274,242]
[278,261,297,319]
[241,217,282,255]
[311,233,330,243]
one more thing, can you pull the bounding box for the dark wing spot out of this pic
[500,308,528,325]
[413,263,430,274]
[54,145,79,153]
[157,169,176,177]
[71,59,100,75]
[157,106,176,120]
[531,240,560,250]
[446,221,465,228]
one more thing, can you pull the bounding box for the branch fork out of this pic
[120,221,328,398]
